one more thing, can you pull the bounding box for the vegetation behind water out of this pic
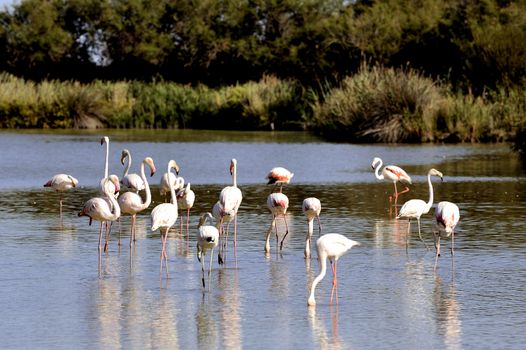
[1,0,526,152]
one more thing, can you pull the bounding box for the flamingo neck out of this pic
[104,140,109,179]
[374,160,384,180]
[232,163,237,188]
[425,172,434,213]
[123,153,131,177]
[308,254,327,305]
[167,166,177,206]
[106,189,121,220]
[140,161,151,210]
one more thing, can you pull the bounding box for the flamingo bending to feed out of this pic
[396,168,443,249]
[265,192,290,254]
[78,178,121,253]
[120,149,145,193]
[307,233,360,306]
[216,159,243,263]
[433,201,460,270]
[371,157,412,205]
[118,157,156,247]
[197,212,219,291]
[303,197,322,259]
[44,174,79,213]
[151,160,180,276]
[177,182,195,236]
[266,167,293,192]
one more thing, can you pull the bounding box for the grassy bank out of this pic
[1,67,525,147]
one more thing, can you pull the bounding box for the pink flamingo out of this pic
[371,157,412,205]
[151,160,180,277]
[216,159,242,263]
[197,212,219,291]
[265,192,289,254]
[434,201,460,270]
[307,233,360,306]
[177,182,195,237]
[118,157,156,247]
[44,174,78,214]
[120,149,145,193]
[266,167,294,192]
[78,178,121,254]
[396,168,443,249]
[303,197,322,259]
[160,171,184,203]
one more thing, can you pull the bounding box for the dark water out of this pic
[1,130,525,349]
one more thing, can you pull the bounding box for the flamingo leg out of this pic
[330,260,338,305]
[208,248,214,291]
[451,231,455,256]
[179,211,183,235]
[233,214,238,258]
[186,208,190,239]
[393,182,399,206]
[416,218,429,250]
[201,251,206,290]
[218,218,224,265]
[98,221,104,252]
[279,214,290,251]
[274,215,279,248]
[406,219,411,251]
[316,215,322,236]
[434,235,441,271]
[104,222,110,253]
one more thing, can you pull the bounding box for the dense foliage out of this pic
[1,0,526,151]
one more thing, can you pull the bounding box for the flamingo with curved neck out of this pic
[120,149,145,192]
[371,157,412,206]
[118,157,156,246]
[151,160,180,277]
[396,168,443,248]
[308,233,360,306]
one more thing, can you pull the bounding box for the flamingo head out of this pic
[168,160,180,175]
[100,136,109,146]
[429,168,443,181]
[120,149,130,165]
[230,158,237,175]
[108,174,120,193]
[371,157,382,169]
[68,175,78,188]
[144,157,156,176]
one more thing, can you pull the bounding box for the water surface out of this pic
[1,130,525,349]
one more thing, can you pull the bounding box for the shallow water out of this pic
[1,130,525,349]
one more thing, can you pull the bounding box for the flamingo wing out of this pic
[397,199,426,218]
[151,203,178,231]
[385,166,412,184]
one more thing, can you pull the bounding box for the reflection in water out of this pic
[219,269,242,350]
[95,278,122,349]
[196,298,219,349]
[433,275,462,350]
[308,306,345,350]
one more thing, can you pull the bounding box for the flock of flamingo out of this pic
[44,136,460,307]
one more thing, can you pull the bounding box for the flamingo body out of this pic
[372,157,412,204]
[266,167,293,192]
[308,233,360,306]
[303,197,322,258]
[434,201,460,269]
[197,212,220,290]
[397,168,443,248]
[120,149,145,192]
[265,192,290,253]
[44,174,78,192]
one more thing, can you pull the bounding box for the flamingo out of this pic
[120,149,145,193]
[118,157,156,247]
[433,201,460,270]
[177,182,195,237]
[78,178,121,254]
[216,159,243,263]
[371,157,412,205]
[197,212,219,291]
[43,174,79,213]
[97,136,120,251]
[265,192,289,254]
[307,233,360,306]
[266,167,294,192]
[303,197,322,259]
[160,172,184,202]
[396,168,443,249]
[151,160,180,276]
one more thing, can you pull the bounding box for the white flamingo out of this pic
[99,136,120,195]
[303,197,322,259]
[43,174,79,213]
[371,157,412,205]
[120,149,145,192]
[197,212,219,291]
[396,168,443,249]
[160,172,184,202]
[266,166,294,192]
[434,201,460,270]
[307,234,360,306]
[177,182,195,236]
[217,159,243,264]
[151,160,180,276]
[118,157,156,247]
[78,178,121,254]
[265,192,289,254]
